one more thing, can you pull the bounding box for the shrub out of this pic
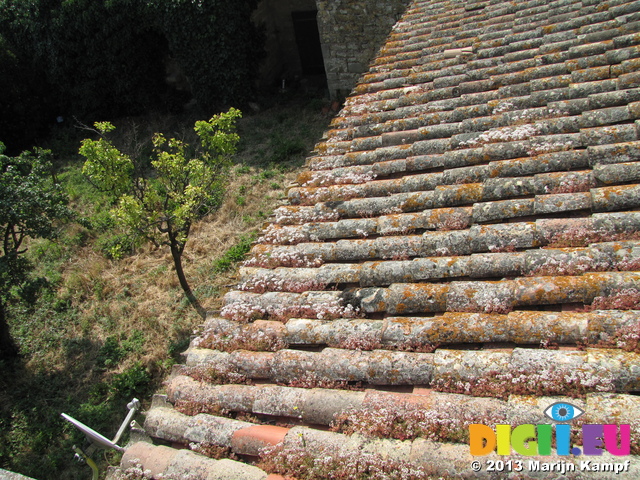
[0,0,169,118]
[109,362,151,399]
[0,0,263,120]
[212,233,256,273]
[0,34,53,153]
[96,232,139,260]
[150,0,263,109]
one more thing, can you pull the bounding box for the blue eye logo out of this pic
[543,402,585,422]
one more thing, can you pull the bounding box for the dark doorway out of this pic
[291,11,325,75]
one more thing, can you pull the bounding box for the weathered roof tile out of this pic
[136,0,640,475]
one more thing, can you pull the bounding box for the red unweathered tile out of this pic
[231,425,289,456]
[411,386,433,396]
[126,0,640,477]
[121,442,178,479]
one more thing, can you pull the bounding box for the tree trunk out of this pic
[0,299,19,359]
[169,244,206,319]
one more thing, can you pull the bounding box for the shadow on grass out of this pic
[0,336,154,480]
[0,90,336,480]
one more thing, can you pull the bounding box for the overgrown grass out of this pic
[211,232,257,274]
[0,92,333,479]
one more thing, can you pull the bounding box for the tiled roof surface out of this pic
[125,0,640,478]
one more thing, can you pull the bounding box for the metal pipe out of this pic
[73,446,99,480]
[112,398,140,446]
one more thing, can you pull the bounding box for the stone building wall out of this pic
[316,0,411,98]
[253,0,411,98]
[253,0,318,89]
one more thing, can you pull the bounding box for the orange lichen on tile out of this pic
[132,0,640,477]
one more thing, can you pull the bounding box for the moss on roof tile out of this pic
[137,0,640,474]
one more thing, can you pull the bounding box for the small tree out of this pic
[80,108,242,318]
[0,143,72,357]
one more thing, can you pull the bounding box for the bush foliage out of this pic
[0,94,330,479]
[0,35,54,154]
[0,0,262,148]
[0,143,73,356]
[80,108,242,318]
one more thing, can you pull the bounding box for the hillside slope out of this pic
[116,0,640,478]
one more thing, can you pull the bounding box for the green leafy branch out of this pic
[80,108,242,318]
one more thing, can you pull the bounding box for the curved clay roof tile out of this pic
[131,1,640,477]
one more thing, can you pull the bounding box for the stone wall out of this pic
[253,0,317,89]
[253,0,411,98]
[316,0,411,99]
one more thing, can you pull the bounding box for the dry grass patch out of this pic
[0,94,333,479]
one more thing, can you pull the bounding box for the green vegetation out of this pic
[0,94,332,479]
[0,144,73,357]
[212,232,257,274]
[80,108,242,318]
[0,0,262,152]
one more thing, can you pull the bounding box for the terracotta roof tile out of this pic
[122,441,269,479]
[231,425,289,456]
[133,0,640,476]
